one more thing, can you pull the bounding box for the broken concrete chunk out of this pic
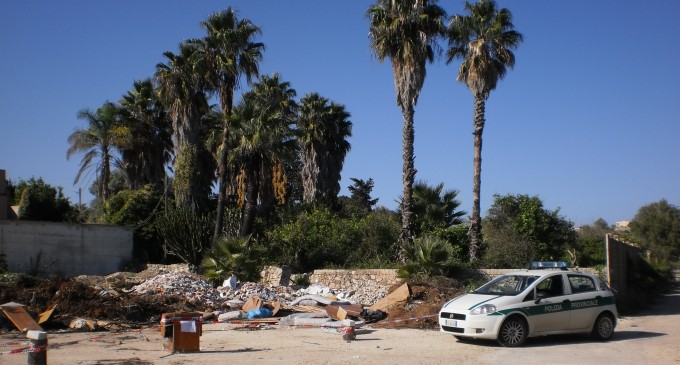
[217,311,244,322]
[69,318,97,331]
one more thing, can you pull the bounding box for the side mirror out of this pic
[534,291,548,304]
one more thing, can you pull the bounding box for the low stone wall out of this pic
[303,267,599,291]
[309,269,402,290]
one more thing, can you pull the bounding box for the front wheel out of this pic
[592,313,615,341]
[497,316,528,347]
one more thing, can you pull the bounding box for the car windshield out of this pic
[473,275,540,296]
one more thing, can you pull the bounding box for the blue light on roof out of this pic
[530,261,569,269]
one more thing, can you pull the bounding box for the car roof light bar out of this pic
[530,261,569,270]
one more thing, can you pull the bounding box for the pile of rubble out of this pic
[0,265,464,333]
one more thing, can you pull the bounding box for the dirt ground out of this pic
[2,287,679,364]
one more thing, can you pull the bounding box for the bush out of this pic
[265,208,400,272]
[398,235,461,278]
[200,235,262,286]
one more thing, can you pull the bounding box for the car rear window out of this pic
[568,274,596,293]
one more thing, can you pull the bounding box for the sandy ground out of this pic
[2,288,679,365]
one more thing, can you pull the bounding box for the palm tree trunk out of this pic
[240,159,260,237]
[399,104,417,249]
[469,94,486,263]
[214,88,234,242]
[214,125,230,241]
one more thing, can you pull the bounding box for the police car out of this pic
[439,262,618,347]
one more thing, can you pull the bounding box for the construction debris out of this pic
[0,266,465,333]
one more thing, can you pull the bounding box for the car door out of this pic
[566,274,602,330]
[526,273,571,333]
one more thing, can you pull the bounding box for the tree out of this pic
[195,8,265,241]
[574,218,612,267]
[630,199,680,263]
[15,178,74,222]
[446,0,523,263]
[297,93,352,206]
[230,79,296,236]
[481,194,576,268]
[118,79,173,190]
[155,43,212,212]
[104,184,167,262]
[367,0,446,247]
[342,177,379,217]
[410,181,466,237]
[67,101,125,203]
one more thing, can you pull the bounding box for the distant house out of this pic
[614,220,630,232]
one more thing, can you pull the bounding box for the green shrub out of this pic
[398,235,461,278]
[200,235,262,286]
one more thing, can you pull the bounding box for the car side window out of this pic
[536,275,564,297]
[568,275,596,293]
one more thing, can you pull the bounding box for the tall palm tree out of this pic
[118,79,173,190]
[155,43,211,211]
[195,8,265,241]
[367,0,446,246]
[66,101,124,202]
[297,93,352,206]
[446,0,523,262]
[231,98,294,236]
[242,74,298,213]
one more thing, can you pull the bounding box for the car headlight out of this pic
[471,304,497,315]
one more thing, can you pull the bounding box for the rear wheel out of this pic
[497,316,528,347]
[592,313,615,341]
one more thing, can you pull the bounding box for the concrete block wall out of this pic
[309,269,402,290]
[0,221,133,277]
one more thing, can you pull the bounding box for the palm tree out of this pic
[297,93,352,206]
[195,8,265,241]
[446,0,523,262]
[67,101,124,203]
[240,74,298,214]
[367,0,446,246]
[411,181,466,236]
[118,79,173,189]
[230,98,294,236]
[155,43,211,211]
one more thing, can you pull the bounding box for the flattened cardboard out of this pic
[369,283,410,311]
[0,302,43,333]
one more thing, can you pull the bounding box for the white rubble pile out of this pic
[217,282,295,302]
[131,273,223,306]
[126,271,389,309]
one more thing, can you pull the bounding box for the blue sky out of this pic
[1,1,679,227]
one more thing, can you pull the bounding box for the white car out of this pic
[439,262,618,347]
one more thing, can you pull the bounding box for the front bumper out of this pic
[439,312,504,340]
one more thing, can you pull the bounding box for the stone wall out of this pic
[0,220,133,277]
[309,269,402,290]
[305,267,599,291]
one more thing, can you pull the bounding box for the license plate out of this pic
[443,319,458,327]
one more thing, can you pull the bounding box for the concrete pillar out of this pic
[26,330,47,365]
